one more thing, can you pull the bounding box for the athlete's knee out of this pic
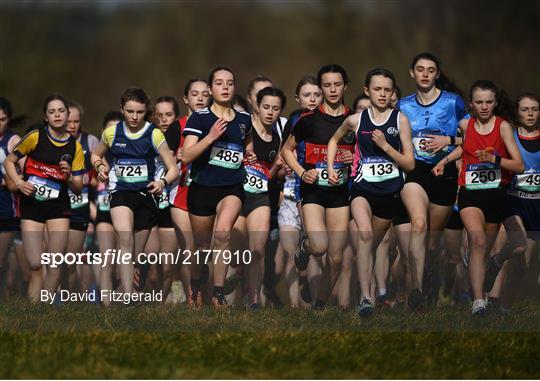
[212,230,232,249]
[328,253,343,271]
[358,229,373,243]
[411,217,427,233]
[470,235,487,253]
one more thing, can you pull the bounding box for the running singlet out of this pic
[14,126,85,201]
[292,105,354,188]
[183,108,251,187]
[352,108,404,195]
[399,91,467,164]
[0,130,18,218]
[102,121,165,191]
[165,116,190,209]
[459,117,511,190]
[508,131,540,199]
[243,127,280,194]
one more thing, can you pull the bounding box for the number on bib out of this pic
[243,166,268,194]
[115,159,148,183]
[97,191,110,212]
[361,157,399,183]
[209,142,243,169]
[465,163,501,190]
[316,163,348,187]
[28,176,61,201]
[157,188,170,209]
[69,187,89,209]
[516,172,540,192]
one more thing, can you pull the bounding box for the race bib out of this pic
[209,142,243,169]
[115,159,148,183]
[361,156,399,183]
[97,191,110,212]
[516,171,540,192]
[465,163,501,190]
[28,176,60,201]
[283,176,296,199]
[157,187,170,209]
[69,187,89,209]
[412,131,449,158]
[316,162,348,187]
[243,165,269,194]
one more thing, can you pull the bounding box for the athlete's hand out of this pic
[301,169,318,184]
[372,129,390,151]
[147,180,164,195]
[207,118,228,143]
[176,148,183,162]
[475,149,495,163]
[17,181,35,196]
[431,159,447,177]
[341,150,353,165]
[59,160,71,180]
[96,165,109,183]
[327,167,340,185]
[426,135,451,154]
[245,149,257,164]
[283,163,293,176]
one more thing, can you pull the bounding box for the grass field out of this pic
[0,298,539,378]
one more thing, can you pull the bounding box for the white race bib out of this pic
[97,191,110,212]
[361,157,399,183]
[465,163,501,190]
[283,176,296,199]
[243,166,269,194]
[315,163,348,187]
[115,158,148,183]
[209,142,243,169]
[516,172,540,192]
[28,176,60,201]
[69,187,89,209]
[157,188,170,209]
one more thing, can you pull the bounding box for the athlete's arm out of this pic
[327,113,358,185]
[3,152,34,196]
[147,141,179,194]
[181,118,227,164]
[91,142,110,183]
[281,134,316,184]
[480,121,524,173]
[371,113,415,172]
[68,174,84,195]
[431,146,463,176]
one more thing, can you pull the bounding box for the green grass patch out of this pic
[0,298,538,378]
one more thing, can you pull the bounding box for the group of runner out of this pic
[0,52,538,317]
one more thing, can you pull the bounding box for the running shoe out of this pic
[223,268,243,295]
[248,303,261,310]
[483,255,503,293]
[407,288,426,312]
[471,298,487,317]
[211,293,228,309]
[357,297,375,318]
[375,293,391,309]
[263,287,282,308]
[188,288,203,309]
[294,235,310,271]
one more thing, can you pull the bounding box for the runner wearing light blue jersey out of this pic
[398,53,468,310]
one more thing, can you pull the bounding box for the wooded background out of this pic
[1,0,539,135]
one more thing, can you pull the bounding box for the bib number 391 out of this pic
[28,176,60,201]
[465,163,501,190]
[209,142,243,169]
